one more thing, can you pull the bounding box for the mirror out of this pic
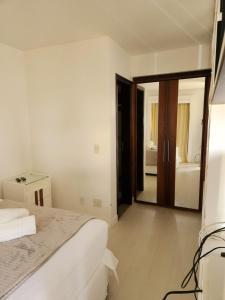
[137,82,159,203]
[174,78,205,209]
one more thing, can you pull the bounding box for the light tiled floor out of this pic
[107,203,201,300]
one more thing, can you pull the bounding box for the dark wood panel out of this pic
[199,75,211,211]
[133,69,211,84]
[39,189,44,206]
[35,191,38,206]
[157,81,168,206]
[167,80,179,207]
[131,83,137,199]
[116,74,133,217]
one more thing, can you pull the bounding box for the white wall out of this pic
[131,44,211,76]
[25,36,131,224]
[178,88,205,162]
[0,43,31,197]
[0,36,210,224]
[202,105,225,226]
[189,89,205,162]
[25,37,112,222]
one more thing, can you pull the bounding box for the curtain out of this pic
[149,102,190,162]
[176,103,190,163]
[150,103,158,145]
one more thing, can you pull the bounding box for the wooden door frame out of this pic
[132,69,211,212]
[116,74,133,213]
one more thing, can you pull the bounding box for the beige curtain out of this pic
[177,103,190,163]
[150,103,158,145]
[150,102,189,162]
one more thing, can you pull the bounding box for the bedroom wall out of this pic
[202,105,225,226]
[131,44,211,76]
[106,38,131,223]
[187,89,205,162]
[25,37,111,222]
[0,43,31,197]
[0,36,209,224]
[25,36,131,224]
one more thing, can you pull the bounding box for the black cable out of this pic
[162,226,225,299]
[162,289,202,300]
[182,227,225,288]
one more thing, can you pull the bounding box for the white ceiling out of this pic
[0,0,215,54]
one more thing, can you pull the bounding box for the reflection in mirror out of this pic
[137,82,159,203]
[175,77,205,209]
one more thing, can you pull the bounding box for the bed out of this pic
[145,146,182,175]
[145,147,157,167]
[145,147,158,175]
[175,163,201,209]
[0,201,117,300]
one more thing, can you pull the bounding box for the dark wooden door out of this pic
[157,80,178,206]
[116,75,133,218]
[166,80,179,207]
[157,81,168,206]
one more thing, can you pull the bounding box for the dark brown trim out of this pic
[157,81,168,205]
[116,74,133,215]
[167,80,179,207]
[133,69,211,84]
[35,190,38,206]
[39,189,44,206]
[131,82,137,200]
[199,75,211,211]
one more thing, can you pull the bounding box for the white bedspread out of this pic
[6,219,108,300]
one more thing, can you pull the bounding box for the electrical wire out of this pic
[162,226,225,299]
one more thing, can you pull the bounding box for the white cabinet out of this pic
[3,172,52,207]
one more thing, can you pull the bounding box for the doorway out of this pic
[116,74,133,218]
[133,70,211,212]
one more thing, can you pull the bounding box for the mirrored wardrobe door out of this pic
[136,82,159,204]
[174,78,205,210]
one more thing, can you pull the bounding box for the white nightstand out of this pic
[3,172,52,207]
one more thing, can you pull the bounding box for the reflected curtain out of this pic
[150,103,158,145]
[177,103,190,163]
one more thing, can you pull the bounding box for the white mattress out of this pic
[145,165,157,175]
[6,219,108,300]
[175,163,201,209]
[78,263,108,300]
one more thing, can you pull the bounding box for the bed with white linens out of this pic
[0,200,117,300]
